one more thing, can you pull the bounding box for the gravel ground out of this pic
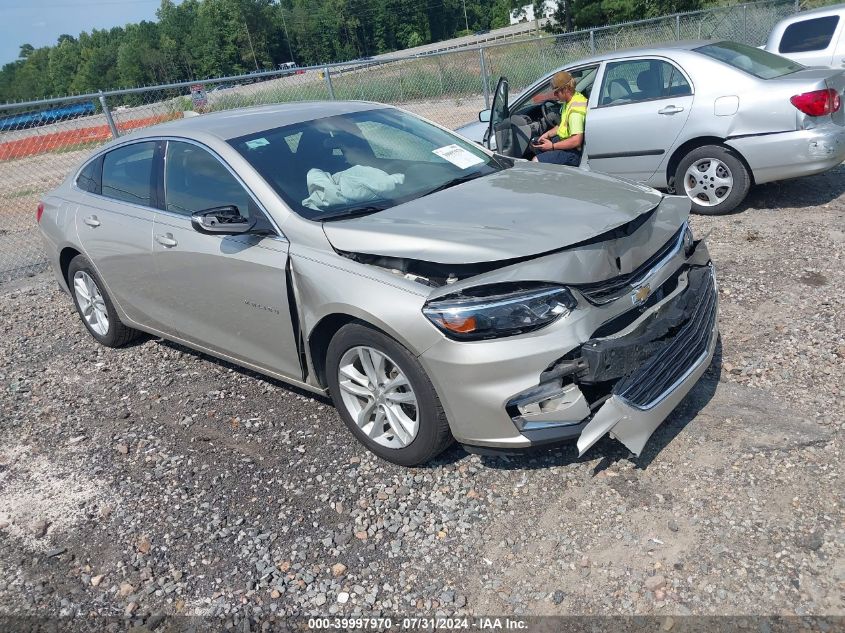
[0,167,843,628]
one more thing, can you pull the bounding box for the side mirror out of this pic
[191,205,254,235]
[478,109,491,123]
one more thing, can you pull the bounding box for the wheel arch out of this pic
[307,311,429,390]
[59,246,82,286]
[666,137,755,192]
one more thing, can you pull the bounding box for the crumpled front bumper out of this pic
[419,239,718,457]
[576,265,718,455]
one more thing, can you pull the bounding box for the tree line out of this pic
[0,0,709,104]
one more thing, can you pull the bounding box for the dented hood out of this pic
[322,162,663,264]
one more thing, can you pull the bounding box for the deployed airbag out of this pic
[302,165,405,210]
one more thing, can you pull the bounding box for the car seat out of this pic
[603,78,633,105]
[636,69,663,100]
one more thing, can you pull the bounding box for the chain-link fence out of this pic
[0,0,804,281]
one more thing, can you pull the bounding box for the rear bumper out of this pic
[727,125,845,185]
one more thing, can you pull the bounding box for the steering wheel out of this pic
[540,100,560,131]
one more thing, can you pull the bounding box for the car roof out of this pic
[558,39,712,67]
[774,3,845,23]
[121,101,387,143]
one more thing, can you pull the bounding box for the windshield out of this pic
[229,107,504,221]
[695,41,804,79]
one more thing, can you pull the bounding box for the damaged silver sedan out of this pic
[37,102,718,466]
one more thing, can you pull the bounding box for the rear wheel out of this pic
[67,255,140,348]
[675,145,750,215]
[326,323,452,466]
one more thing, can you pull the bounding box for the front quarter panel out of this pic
[291,244,445,386]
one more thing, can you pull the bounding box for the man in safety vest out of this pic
[531,70,587,166]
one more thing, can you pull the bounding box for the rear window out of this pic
[695,41,804,79]
[780,16,839,54]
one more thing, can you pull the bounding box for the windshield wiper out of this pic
[421,172,486,197]
[312,205,387,222]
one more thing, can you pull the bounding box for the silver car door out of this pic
[584,58,694,182]
[151,139,302,379]
[74,141,169,332]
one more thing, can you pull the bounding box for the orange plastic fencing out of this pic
[0,113,180,160]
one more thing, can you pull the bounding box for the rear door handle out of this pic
[83,215,100,227]
[155,233,178,248]
[658,105,684,115]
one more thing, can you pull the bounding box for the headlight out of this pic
[422,283,577,340]
[683,223,695,257]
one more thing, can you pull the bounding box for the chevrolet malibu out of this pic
[38,102,718,466]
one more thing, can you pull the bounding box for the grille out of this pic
[613,266,717,409]
[574,226,684,306]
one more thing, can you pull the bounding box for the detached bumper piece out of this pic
[613,266,717,409]
[504,263,718,455]
[576,265,718,456]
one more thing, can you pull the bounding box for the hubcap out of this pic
[72,271,109,336]
[683,157,733,207]
[337,346,419,449]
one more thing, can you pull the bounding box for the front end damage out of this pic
[511,260,717,456]
[415,223,718,457]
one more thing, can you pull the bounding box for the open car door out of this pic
[485,77,535,158]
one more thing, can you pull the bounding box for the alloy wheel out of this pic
[73,270,109,336]
[683,157,733,207]
[337,346,419,448]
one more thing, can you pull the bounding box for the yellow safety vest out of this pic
[557,91,588,141]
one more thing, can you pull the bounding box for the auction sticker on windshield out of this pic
[432,144,485,169]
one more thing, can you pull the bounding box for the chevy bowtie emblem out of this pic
[632,284,651,306]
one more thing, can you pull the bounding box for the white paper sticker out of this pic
[432,144,485,169]
[245,137,270,149]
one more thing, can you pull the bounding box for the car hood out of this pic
[454,120,487,144]
[322,162,664,264]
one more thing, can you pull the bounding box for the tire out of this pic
[326,323,453,466]
[675,145,750,215]
[67,254,140,348]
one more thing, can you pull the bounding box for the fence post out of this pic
[323,67,335,99]
[479,47,490,109]
[744,3,750,43]
[435,55,446,97]
[589,29,595,54]
[98,91,119,139]
[676,14,681,40]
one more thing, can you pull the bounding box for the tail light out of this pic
[790,89,841,116]
[36,201,44,223]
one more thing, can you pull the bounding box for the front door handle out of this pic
[155,233,178,248]
[83,215,100,227]
[658,105,685,115]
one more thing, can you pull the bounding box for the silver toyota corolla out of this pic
[456,40,845,215]
[38,101,718,465]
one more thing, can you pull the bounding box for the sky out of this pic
[0,0,167,66]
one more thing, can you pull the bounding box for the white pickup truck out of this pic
[765,4,845,68]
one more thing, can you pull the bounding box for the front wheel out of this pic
[326,323,453,466]
[675,145,750,215]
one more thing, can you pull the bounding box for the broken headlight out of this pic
[422,283,577,340]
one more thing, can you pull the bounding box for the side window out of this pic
[164,141,256,218]
[663,64,692,97]
[599,60,690,106]
[101,142,156,206]
[76,158,101,194]
[780,16,839,54]
[520,65,599,110]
